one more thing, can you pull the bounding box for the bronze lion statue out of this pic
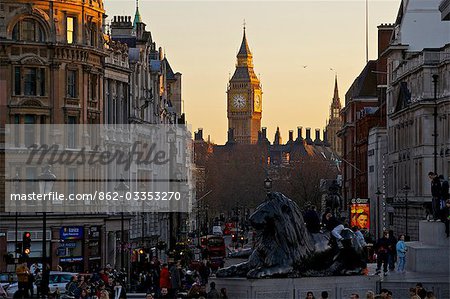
[217,192,366,278]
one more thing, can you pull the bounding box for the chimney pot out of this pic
[297,126,303,140]
[306,128,311,139]
[289,130,293,142]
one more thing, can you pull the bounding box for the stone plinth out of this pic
[212,275,379,299]
[406,221,450,273]
[419,220,450,247]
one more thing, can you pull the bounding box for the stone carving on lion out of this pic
[216,192,366,278]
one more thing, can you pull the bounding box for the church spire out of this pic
[333,74,339,103]
[133,0,142,29]
[332,74,341,109]
[238,21,252,57]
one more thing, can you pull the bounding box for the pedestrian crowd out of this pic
[304,282,437,299]
[131,257,227,298]
[13,260,228,299]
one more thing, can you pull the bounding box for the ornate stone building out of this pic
[0,0,186,271]
[0,0,105,126]
[227,27,262,144]
[326,76,343,156]
[384,0,450,239]
[0,0,115,272]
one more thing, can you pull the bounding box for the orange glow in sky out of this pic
[106,1,399,144]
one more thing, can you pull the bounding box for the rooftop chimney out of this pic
[296,126,303,143]
[288,130,293,143]
[305,128,312,144]
[314,129,322,145]
[194,128,204,141]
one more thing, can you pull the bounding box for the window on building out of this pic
[14,115,20,147]
[67,17,75,44]
[333,108,340,118]
[67,116,77,148]
[90,74,97,100]
[12,19,45,42]
[89,23,97,47]
[68,168,77,195]
[67,70,77,98]
[388,212,394,226]
[25,167,37,194]
[15,67,46,96]
[14,67,21,95]
[40,115,47,145]
[24,68,36,96]
[24,114,36,147]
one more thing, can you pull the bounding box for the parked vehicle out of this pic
[0,273,17,291]
[7,271,76,297]
[212,225,223,235]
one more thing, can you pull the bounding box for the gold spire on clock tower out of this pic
[227,24,262,144]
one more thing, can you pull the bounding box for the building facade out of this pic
[384,0,450,240]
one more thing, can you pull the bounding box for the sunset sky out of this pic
[106,0,399,144]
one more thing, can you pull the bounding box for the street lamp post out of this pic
[115,175,129,273]
[38,166,56,298]
[432,74,438,174]
[13,173,20,259]
[375,188,384,239]
[401,184,411,241]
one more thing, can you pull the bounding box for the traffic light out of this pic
[23,232,31,256]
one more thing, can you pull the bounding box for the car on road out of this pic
[6,271,76,297]
[0,273,17,292]
[212,225,223,235]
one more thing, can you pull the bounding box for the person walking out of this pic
[387,230,397,271]
[16,262,30,298]
[169,261,181,298]
[396,234,407,273]
[440,199,450,237]
[159,264,171,296]
[428,172,442,221]
[375,231,390,275]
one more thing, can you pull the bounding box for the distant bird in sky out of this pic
[302,65,308,68]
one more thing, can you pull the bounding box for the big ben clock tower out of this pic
[227,26,262,144]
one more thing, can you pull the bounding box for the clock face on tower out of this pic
[233,94,246,109]
[254,94,261,112]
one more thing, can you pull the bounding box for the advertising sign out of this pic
[60,226,84,240]
[350,198,370,230]
[60,257,83,263]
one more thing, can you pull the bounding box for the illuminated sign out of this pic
[350,198,370,230]
[60,226,84,240]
